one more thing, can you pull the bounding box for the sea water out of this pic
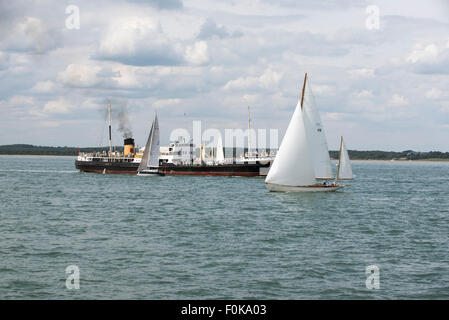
[0,155,448,299]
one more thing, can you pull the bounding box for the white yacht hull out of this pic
[265,183,344,192]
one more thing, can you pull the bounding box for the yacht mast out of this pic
[300,73,307,109]
[336,136,343,184]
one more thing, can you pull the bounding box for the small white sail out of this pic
[339,137,353,180]
[138,113,160,172]
[216,135,224,163]
[302,79,334,179]
[265,99,316,187]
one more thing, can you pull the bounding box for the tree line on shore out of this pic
[1,144,449,160]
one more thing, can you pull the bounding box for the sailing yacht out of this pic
[137,113,165,176]
[265,73,344,192]
[336,136,353,180]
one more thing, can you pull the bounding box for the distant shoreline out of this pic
[1,144,449,161]
[0,154,76,157]
[331,159,449,162]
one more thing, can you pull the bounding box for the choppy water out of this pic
[0,155,448,299]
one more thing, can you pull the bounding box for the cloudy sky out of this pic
[1,0,448,151]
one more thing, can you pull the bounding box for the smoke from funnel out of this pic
[117,108,133,139]
[100,99,133,139]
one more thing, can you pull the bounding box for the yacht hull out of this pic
[265,183,344,192]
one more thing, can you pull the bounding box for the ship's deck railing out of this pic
[77,154,140,163]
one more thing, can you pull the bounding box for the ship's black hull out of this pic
[75,160,139,174]
[75,160,271,176]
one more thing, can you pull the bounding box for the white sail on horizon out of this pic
[339,137,353,180]
[302,79,334,179]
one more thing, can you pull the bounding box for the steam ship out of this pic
[75,104,274,176]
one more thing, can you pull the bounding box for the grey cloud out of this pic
[0,2,63,54]
[126,0,183,10]
[408,52,449,75]
[1,17,62,54]
[95,49,183,67]
[198,19,242,40]
[96,68,122,78]
[260,0,367,10]
[94,16,185,66]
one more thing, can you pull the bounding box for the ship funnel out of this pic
[124,138,135,156]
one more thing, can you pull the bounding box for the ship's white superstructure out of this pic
[159,137,195,165]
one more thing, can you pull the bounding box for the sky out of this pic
[0,0,449,151]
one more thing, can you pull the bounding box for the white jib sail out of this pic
[339,138,353,180]
[216,134,224,163]
[302,80,334,179]
[265,100,316,187]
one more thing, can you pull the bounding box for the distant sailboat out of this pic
[336,136,353,180]
[137,113,165,176]
[265,73,344,192]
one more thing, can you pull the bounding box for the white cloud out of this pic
[8,95,35,106]
[185,41,209,65]
[0,17,60,53]
[404,40,449,74]
[347,68,374,78]
[425,88,442,100]
[353,90,373,99]
[311,84,335,96]
[97,16,183,66]
[406,43,439,64]
[388,94,408,107]
[43,97,74,114]
[152,98,182,109]
[58,64,102,87]
[223,68,282,91]
[31,80,55,93]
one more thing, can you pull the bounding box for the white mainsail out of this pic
[265,99,316,187]
[338,137,353,180]
[216,135,224,163]
[138,113,160,172]
[302,78,334,179]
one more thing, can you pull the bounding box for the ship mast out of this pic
[248,106,251,155]
[108,101,112,154]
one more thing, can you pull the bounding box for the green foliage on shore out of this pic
[0,144,123,156]
[1,144,449,160]
[328,149,449,160]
